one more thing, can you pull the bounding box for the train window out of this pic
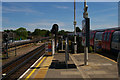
[112,31,120,42]
[100,32,104,40]
[95,33,98,40]
[95,32,103,40]
[104,32,107,41]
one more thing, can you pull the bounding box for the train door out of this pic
[90,31,94,46]
[90,31,96,46]
[106,30,115,51]
[102,31,108,50]
[105,30,111,51]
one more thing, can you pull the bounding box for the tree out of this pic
[45,31,50,37]
[28,31,31,34]
[40,30,48,37]
[16,27,28,40]
[76,27,81,32]
[4,29,15,33]
[4,29,10,33]
[32,29,41,36]
[32,29,49,37]
[58,30,67,36]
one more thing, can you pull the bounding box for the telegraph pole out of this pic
[74,0,77,54]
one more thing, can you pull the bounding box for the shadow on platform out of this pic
[49,60,76,69]
[58,50,65,53]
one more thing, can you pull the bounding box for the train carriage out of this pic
[102,30,115,51]
[90,27,120,54]
[111,31,120,53]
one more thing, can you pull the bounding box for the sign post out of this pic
[73,0,77,54]
[82,0,90,65]
[65,37,69,68]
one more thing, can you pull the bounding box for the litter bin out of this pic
[45,39,55,56]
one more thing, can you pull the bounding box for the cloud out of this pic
[2,0,120,2]
[2,27,18,31]
[56,6,69,9]
[2,6,37,13]
[91,24,118,30]
[24,20,67,31]
[91,7,117,14]
[2,17,10,24]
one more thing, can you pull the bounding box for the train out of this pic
[67,27,120,54]
[90,27,120,54]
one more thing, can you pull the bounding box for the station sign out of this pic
[82,20,86,46]
[82,18,90,47]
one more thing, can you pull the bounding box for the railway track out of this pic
[7,43,32,53]
[2,37,50,54]
[2,44,45,80]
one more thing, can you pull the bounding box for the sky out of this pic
[2,2,118,32]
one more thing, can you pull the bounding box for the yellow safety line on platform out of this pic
[34,56,53,78]
[96,54,117,63]
[25,57,46,80]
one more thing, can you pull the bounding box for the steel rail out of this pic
[2,44,45,70]
[2,45,45,80]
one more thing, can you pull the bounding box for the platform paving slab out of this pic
[70,53,119,79]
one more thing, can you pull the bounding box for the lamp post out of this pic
[74,0,77,54]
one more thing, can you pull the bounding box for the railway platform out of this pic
[70,53,118,79]
[19,52,119,80]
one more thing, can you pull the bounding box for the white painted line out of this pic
[17,54,45,80]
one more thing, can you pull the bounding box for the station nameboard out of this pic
[82,18,90,47]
